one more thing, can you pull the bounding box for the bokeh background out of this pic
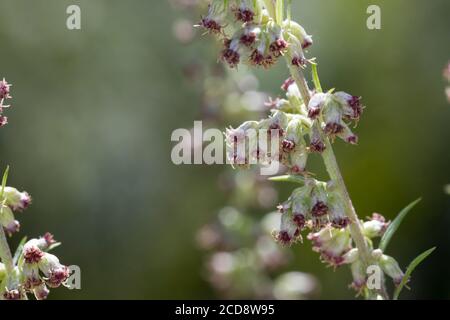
[0,0,449,299]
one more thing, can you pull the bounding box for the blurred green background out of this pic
[0,0,449,299]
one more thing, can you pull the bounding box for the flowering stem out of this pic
[287,60,385,299]
[0,227,13,272]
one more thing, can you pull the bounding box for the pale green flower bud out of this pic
[350,260,366,291]
[0,203,19,235]
[363,213,389,238]
[2,186,31,212]
[342,248,359,264]
[379,254,404,286]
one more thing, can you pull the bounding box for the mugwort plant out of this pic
[196,0,435,299]
[0,78,72,300]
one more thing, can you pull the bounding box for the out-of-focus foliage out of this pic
[0,0,448,299]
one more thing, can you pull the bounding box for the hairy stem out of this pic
[287,60,386,299]
[0,227,13,273]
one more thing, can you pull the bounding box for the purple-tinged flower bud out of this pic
[379,254,404,286]
[0,204,20,235]
[250,37,275,68]
[308,227,352,266]
[3,186,32,212]
[0,78,11,100]
[322,102,345,136]
[274,209,302,246]
[336,123,358,145]
[33,283,50,300]
[363,213,389,238]
[281,77,295,91]
[38,253,69,288]
[0,115,7,127]
[3,288,22,300]
[3,267,24,300]
[334,91,363,121]
[289,145,308,174]
[198,2,225,34]
[309,126,326,153]
[350,260,366,292]
[310,181,329,217]
[24,245,45,264]
[22,263,42,290]
[239,26,260,47]
[233,0,258,23]
[307,92,328,119]
[284,21,313,49]
[221,38,242,68]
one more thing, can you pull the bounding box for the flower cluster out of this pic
[0,78,12,127]
[0,180,71,300]
[225,78,362,174]
[0,187,31,236]
[198,0,312,69]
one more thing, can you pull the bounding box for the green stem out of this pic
[286,59,385,299]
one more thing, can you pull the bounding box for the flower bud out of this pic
[307,92,328,119]
[233,0,259,23]
[309,126,326,153]
[334,91,363,121]
[336,123,358,145]
[0,115,7,127]
[289,145,308,174]
[283,21,312,49]
[274,209,301,246]
[363,213,389,238]
[2,186,32,212]
[251,44,275,69]
[379,254,404,286]
[38,253,70,288]
[33,283,50,300]
[322,101,344,136]
[342,248,359,264]
[23,242,45,264]
[199,1,225,34]
[0,78,11,100]
[0,204,19,235]
[221,38,242,68]
[350,260,366,291]
[239,25,261,47]
[22,263,42,290]
[308,227,352,266]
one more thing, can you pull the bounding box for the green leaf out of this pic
[269,175,305,184]
[379,198,421,252]
[0,165,9,199]
[311,64,323,93]
[46,242,62,252]
[13,236,27,265]
[393,247,436,300]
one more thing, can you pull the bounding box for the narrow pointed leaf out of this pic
[13,236,27,265]
[393,247,436,300]
[379,198,421,252]
[0,165,9,198]
[311,64,323,93]
[269,175,305,184]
